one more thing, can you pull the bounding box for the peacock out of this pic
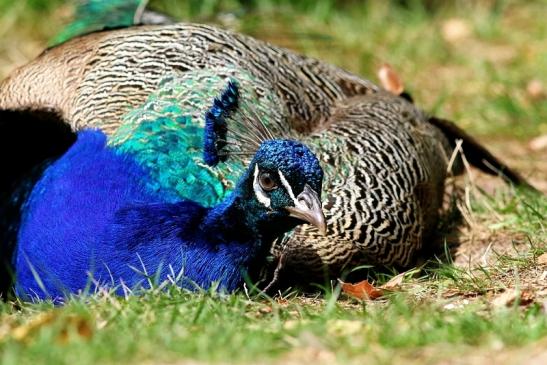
[1,81,326,301]
[0,2,534,291]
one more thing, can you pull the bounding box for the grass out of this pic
[2,283,547,365]
[0,0,546,364]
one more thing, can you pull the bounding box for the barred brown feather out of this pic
[0,23,531,283]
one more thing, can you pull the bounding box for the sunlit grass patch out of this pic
[2,283,547,365]
[0,0,545,364]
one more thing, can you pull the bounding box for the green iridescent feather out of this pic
[109,69,287,207]
[50,0,147,46]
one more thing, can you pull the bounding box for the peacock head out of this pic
[239,139,326,235]
[203,79,326,235]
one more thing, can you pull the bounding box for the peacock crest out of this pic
[203,79,278,167]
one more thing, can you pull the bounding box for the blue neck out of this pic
[95,196,267,294]
[13,130,278,299]
[202,171,297,249]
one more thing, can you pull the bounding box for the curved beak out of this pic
[285,184,327,235]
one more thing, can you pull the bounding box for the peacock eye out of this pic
[259,172,278,191]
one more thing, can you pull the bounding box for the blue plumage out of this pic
[12,89,325,300]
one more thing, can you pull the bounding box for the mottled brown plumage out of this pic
[0,23,531,284]
[0,24,376,133]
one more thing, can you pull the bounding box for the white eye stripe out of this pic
[253,165,271,208]
[278,169,295,200]
[278,169,305,209]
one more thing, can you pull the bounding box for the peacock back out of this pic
[0,23,377,134]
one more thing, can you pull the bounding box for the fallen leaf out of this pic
[339,279,384,300]
[519,290,535,305]
[377,63,404,95]
[380,272,405,290]
[493,288,535,308]
[442,288,461,298]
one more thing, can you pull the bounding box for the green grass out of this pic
[0,0,546,364]
[2,283,547,365]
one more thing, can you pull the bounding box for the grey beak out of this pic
[285,184,327,235]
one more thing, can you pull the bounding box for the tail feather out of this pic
[428,116,536,190]
[50,0,173,46]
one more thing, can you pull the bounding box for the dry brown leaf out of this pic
[339,279,384,300]
[493,288,536,308]
[518,290,536,305]
[442,288,461,298]
[377,63,404,95]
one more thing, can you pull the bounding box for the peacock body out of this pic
[103,68,453,280]
[0,18,531,289]
[4,81,326,300]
